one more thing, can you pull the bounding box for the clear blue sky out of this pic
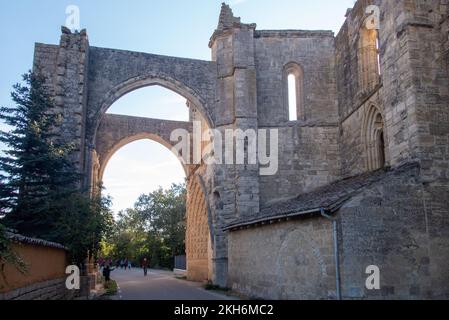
[0,0,355,213]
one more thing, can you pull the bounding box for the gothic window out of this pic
[358,28,381,93]
[363,105,386,171]
[284,62,304,121]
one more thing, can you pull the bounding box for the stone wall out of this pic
[186,171,212,282]
[227,0,449,298]
[228,217,336,300]
[336,0,384,177]
[336,0,449,178]
[228,164,449,300]
[0,278,74,300]
[400,0,449,181]
[254,30,338,126]
[33,29,89,184]
[95,114,192,180]
[253,29,340,204]
[335,0,380,119]
[259,125,340,206]
[338,166,449,299]
[86,46,217,138]
[33,44,59,93]
[339,92,384,177]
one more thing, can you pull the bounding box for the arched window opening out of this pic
[376,129,385,169]
[288,74,297,121]
[283,62,304,121]
[358,28,381,93]
[364,105,386,171]
[376,37,381,76]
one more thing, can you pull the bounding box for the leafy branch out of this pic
[0,224,29,288]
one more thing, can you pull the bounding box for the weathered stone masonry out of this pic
[33,0,449,298]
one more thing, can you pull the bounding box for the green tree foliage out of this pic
[102,183,186,269]
[0,71,113,265]
[0,71,79,234]
[48,193,114,265]
[0,223,28,284]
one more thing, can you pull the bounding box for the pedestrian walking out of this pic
[102,264,115,282]
[142,258,149,276]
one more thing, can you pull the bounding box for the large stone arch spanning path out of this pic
[87,46,217,141]
[94,114,192,182]
[32,12,264,286]
[33,26,221,283]
[93,112,212,282]
[85,44,219,283]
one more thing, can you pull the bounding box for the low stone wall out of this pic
[0,278,74,300]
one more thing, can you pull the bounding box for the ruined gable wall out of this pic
[254,31,341,205]
[254,31,338,126]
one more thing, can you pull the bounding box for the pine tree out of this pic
[0,71,114,265]
[0,71,80,238]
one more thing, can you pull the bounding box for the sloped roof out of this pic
[224,162,420,231]
[6,232,67,250]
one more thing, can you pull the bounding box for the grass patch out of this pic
[103,280,118,296]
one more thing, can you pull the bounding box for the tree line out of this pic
[100,184,186,269]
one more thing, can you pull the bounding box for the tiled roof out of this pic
[6,232,67,250]
[224,162,420,231]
